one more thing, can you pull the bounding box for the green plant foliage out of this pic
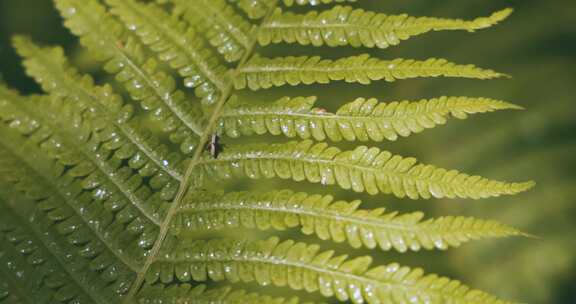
[150,237,514,304]
[219,95,522,141]
[170,0,254,63]
[173,190,525,251]
[235,55,506,90]
[107,0,230,105]
[55,0,205,152]
[0,0,536,303]
[259,6,512,49]
[199,140,533,198]
[0,95,138,301]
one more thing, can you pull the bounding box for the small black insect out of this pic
[205,133,223,158]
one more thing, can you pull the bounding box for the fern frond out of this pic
[0,197,95,303]
[170,0,254,62]
[259,6,512,49]
[0,125,135,302]
[219,95,522,141]
[55,0,205,154]
[173,190,525,251]
[106,0,229,105]
[13,36,185,182]
[150,237,513,304]
[0,87,171,229]
[235,54,506,90]
[199,140,534,199]
[1,44,178,268]
[0,0,535,302]
[138,284,310,304]
[283,0,357,6]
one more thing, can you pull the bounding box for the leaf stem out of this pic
[122,2,280,302]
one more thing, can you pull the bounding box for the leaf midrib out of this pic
[181,199,415,232]
[222,105,461,121]
[123,1,282,301]
[238,61,498,78]
[263,16,478,33]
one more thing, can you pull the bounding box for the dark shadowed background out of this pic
[1,0,575,303]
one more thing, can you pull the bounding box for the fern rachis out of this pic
[0,0,536,303]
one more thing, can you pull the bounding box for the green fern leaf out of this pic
[138,284,311,304]
[0,180,101,304]
[259,6,512,48]
[0,100,138,301]
[0,46,193,300]
[106,0,229,105]
[12,36,185,181]
[172,190,525,251]
[55,0,205,154]
[219,95,522,141]
[0,199,98,303]
[199,140,534,198]
[150,237,514,304]
[235,54,506,90]
[170,0,254,62]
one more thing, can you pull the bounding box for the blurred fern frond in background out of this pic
[0,0,574,303]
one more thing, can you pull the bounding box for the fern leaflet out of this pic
[259,6,512,49]
[150,237,515,303]
[199,140,533,198]
[220,95,522,141]
[235,54,506,90]
[172,190,525,252]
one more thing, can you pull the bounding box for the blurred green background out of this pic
[1,0,575,303]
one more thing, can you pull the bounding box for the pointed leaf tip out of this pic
[493,8,514,22]
[473,8,514,31]
[494,100,525,110]
[517,181,536,193]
